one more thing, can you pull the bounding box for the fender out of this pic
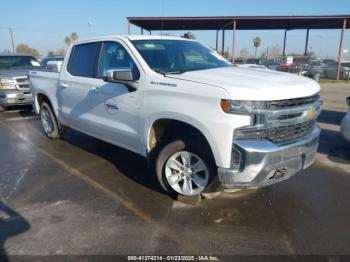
[143,111,221,166]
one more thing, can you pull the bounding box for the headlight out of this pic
[0,78,16,90]
[220,99,267,115]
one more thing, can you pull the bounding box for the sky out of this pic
[1,0,350,59]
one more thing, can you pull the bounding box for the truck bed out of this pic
[29,70,60,114]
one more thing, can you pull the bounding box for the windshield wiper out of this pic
[164,70,185,75]
[154,69,185,76]
[153,69,166,76]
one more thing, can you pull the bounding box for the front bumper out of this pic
[0,90,32,106]
[218,126,321,188]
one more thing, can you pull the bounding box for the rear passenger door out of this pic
[58,41,103,136]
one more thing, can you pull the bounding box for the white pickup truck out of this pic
[29,35,322,197]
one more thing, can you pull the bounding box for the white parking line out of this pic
[4,116,38,122]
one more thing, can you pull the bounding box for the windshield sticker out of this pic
[31,61,41,67]
[150,81,177,87]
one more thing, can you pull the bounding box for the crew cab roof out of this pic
[72,35,192,45]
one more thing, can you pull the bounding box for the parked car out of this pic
[341,96,350,142]
[265,60,279,71]
[323,62,350,80]
[40,56,64,70]
[246,58,264,65]
[233,58,244,64]
[30,35,321,197]
[0,54,41,112]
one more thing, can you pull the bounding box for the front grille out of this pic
[267,120,315,144]
[233,94,320,145]
[15,77,28,83]
[269,94,319,109]
[15,77,30,89]
[17,84,30,89]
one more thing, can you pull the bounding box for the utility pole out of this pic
[9,28,15,53]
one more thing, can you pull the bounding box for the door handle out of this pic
[60,82,69,88]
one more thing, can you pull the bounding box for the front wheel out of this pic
[39,102,60,139]
[156,140,213,196]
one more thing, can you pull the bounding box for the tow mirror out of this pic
[104,68,135,83]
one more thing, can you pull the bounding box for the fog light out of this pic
[7,98,16,103]
[231,147,243,171]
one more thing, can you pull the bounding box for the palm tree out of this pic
[253,37,262,58]
[64,32,79,46]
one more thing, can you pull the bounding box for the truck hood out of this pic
[168,67,320,101]
[0,69,31,79]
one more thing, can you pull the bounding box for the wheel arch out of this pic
[145,114,219,166]
[35,93,58,118]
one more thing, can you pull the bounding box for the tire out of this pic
[156,139,215,196]
[39,102,60,139]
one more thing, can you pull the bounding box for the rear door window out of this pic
[67,42,101,78]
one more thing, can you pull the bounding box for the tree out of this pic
[239,48,249,60]
[253,37,262,58]
[64,32,79,46]
[182,32,196,39]
[16,44,40,57]
[48,51,54,56]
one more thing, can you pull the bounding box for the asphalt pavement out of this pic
[0,83,349,261]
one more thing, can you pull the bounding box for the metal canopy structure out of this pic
[128,15,350,31]
[127,15,350,80]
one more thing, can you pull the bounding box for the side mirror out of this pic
[104,68,135,83]
[346,96,350,107]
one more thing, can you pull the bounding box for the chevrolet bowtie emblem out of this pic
[305,108,316,119]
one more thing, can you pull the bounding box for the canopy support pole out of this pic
[232,19,236,62]
[336,19,347,80]
[304,29,310,56]
[222,29,225,55]
[282,29,287,57]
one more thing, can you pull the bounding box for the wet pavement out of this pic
[0,84,349,260]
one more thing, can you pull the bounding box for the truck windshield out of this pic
[0,56,41,70]
[131,39,231,74]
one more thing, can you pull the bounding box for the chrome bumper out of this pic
[0,90,32,106]
[218,126,321,188]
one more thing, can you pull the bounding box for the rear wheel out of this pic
[39,102,60,138]
[156,139,214,196]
